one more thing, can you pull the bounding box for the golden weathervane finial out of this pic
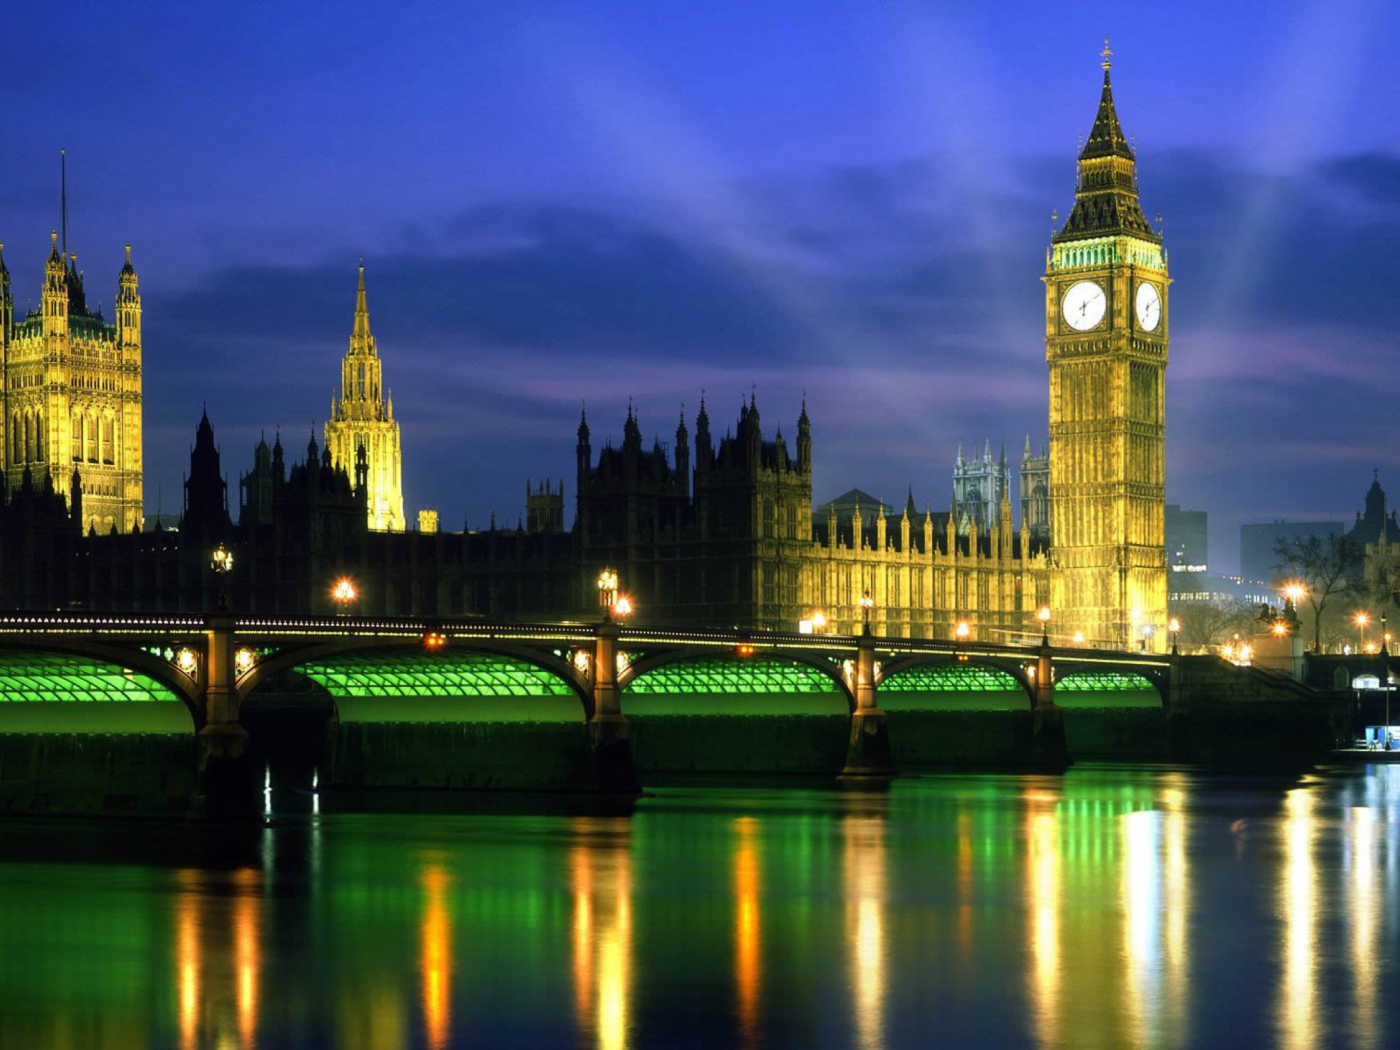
[1101,37,1112,71]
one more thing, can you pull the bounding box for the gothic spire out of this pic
[1055,40,1159,244]
[1079,39,1133,162]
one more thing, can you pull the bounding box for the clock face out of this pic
[1135,282,1161,332]
[1062,280,1106,331]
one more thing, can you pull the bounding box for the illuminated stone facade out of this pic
[1045,48,1169,650]
[575,398,1050,640]
[1,234,143,534]
[325,263,405,532]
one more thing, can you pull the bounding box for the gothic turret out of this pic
[796,396,811,472]
[695,395,713,474]
[116,244,141,354]
[675,408,690,498]
[183,410,229,545]
[42,232,67,340]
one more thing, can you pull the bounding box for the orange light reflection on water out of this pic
[843,812,886,1050]
[420,863,452,1050]
[174,870,201,1050]
[1024,789,1061,1050]
[733,816,761,1047]
[232,866,260,1049]
[569,818,633,1050]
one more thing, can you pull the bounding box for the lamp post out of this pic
[210,543,234,611]
[1169,617,1180,656]
[1038,606,1051,647]
[597,568,619,622]
[860,591,874,636]
[331,576,358,617]
[1382,613,1391,745]
[1356,610,1371,653]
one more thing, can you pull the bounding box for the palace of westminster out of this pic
[0,52,1173,650]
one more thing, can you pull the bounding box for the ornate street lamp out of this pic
[1356,610,1371,653]
[210,543,234,611]
[1038,606,1051,647]
[597,568,619,621]
[860,591,874,635]
[1169,617,1181,655]
[613,594,634,619]
[331,576,358,616]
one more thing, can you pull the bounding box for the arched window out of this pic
[102,417,116,464]
[86,413,98,462]
[10,415,19,465]
[71,411,82,461]
[34,413,43,461]
[357,364,366,399]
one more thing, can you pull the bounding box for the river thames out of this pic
[1,764,1395,1049]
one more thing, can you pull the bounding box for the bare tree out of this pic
[1273,534,1364,651]
[1168,598,1257,652]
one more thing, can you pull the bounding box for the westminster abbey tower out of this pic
[1045,44,1169,649]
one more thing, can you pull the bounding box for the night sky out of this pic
[4,0,1398,572]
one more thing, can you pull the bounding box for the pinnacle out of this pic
[351,260,372,348]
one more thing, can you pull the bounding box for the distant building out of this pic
[1240,521,1344,585]
[1020,437,1049,545]
[1169,571,1275,608]
[1166,504,1207,573]
[953,441,1010,535]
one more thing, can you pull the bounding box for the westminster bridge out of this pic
[0,613,1347,811]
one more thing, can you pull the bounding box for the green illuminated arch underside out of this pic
[0,652,177,702]
[881,664,1021,691]
[297,652,574,698]
[628,657,840,695]
[1057,671,1156,691]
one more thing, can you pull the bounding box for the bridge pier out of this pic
[587,624,639,793]
[840,632,894,780]
[1030,641,1069,771]
[194,613,257,815]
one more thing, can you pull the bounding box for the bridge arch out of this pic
[619,649,856,712]
[876,656,1035,709]
[619,650,853,774]
[242,638,593,723]
[1053,667,1165,707]
[0,643,199,733]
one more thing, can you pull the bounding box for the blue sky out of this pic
[4,0,1399,571]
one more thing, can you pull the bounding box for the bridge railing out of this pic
[0,611,1175,670]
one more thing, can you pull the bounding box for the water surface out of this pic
[1,765,1397,1049]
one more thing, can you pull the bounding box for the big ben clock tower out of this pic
[1046,42,1168,650]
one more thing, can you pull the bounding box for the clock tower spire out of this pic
[1045,43,1169,650]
